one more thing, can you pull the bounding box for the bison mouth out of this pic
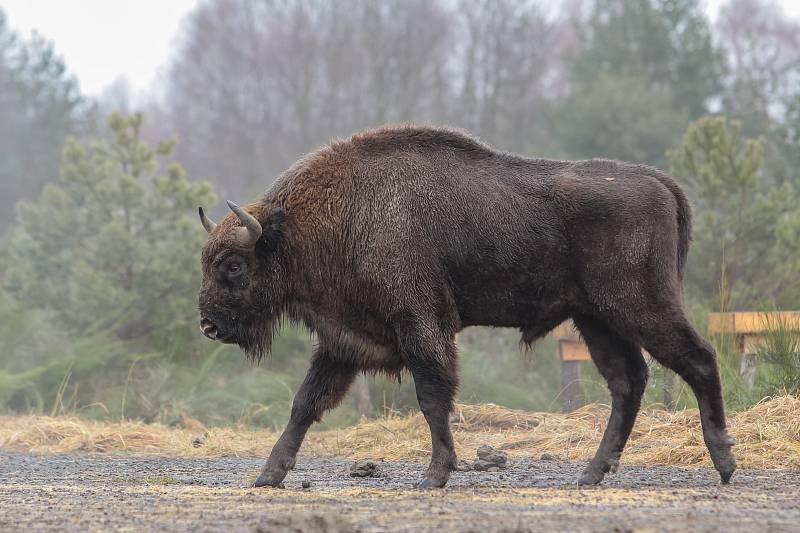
[199,318,236,343]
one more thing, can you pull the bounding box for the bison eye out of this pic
[227,263,242,276]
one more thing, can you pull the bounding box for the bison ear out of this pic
[257,207,285,252]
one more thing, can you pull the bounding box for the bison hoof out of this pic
[253,469,288,488]
[415,477,448,489]
[720,469,734,484]
[717,455,737,484]
[710,437,736,484]
[578,468,605,486]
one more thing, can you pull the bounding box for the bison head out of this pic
[197,200,286,361]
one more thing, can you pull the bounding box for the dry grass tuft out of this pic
[1,395,798,470]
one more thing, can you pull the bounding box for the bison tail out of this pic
[649,170,692,286]
[675,186,692,284]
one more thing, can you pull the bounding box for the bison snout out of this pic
[200,317,236,343]
[200,318,220,340]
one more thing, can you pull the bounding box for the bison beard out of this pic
[236,313,278,363]
[198,124,736,490]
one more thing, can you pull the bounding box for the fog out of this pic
[0,0,798,427]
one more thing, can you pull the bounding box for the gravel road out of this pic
[1,451,799,532]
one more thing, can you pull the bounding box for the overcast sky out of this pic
[1,0,197,96]
[3,0,800,98]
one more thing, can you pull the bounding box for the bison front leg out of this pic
[400,327,459,489]
[575,316,648,486]
[254,348,357,488]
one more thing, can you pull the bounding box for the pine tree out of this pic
[669,116,800,308]
[7,112,216,354]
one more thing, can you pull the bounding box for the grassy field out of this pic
[2,395,798,471]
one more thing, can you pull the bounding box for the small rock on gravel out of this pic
[540,453,555,461]
[349,460,381,478]
[302,481,312,489]
[473,445,507,471]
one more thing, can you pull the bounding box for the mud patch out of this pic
[254,513,356,533]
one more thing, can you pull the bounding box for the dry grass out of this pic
[1,395,798,470]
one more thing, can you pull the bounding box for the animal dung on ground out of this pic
[349,460,381,478]
[472,445,508,471]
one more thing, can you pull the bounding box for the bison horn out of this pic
[227,200,262,246]
[198,207,217,233]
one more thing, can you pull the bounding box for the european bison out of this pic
[198,125,735,489]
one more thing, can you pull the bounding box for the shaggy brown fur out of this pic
[198,124,735,489]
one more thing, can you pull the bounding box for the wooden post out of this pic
[739,335,759,388]
[554,321,588,413]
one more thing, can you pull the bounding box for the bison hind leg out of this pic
[638,314,736,484]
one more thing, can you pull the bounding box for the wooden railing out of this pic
[707,311,800,386]
[553,311,800,412]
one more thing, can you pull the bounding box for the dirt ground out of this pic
[2,451,799,532]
